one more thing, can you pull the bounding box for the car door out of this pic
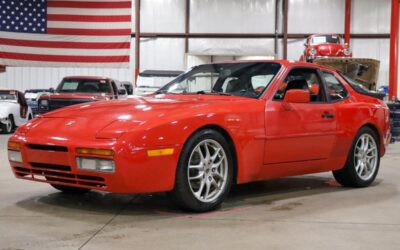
[264,67,338,165]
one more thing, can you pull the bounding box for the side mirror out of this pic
[49,88,55,93]
[283,89,310,108]
[304,43,307,47]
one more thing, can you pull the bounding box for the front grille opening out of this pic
[77,175,105,182]
[78,181,106,188]
[46,176,76,184]
[30,163,71,172]
[32,169,75,179]
[28,144,68,152]
[15,172,30,177]
[14,167,31,173]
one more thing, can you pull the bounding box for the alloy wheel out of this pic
[354,133,378,181]
[187,139,228,203]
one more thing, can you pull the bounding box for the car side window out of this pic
[321,71,348,101]
[273,67,325,103]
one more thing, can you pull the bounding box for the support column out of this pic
[389,0,399,101]
[134,0,141,85]
[282,0,288,60]
[344,0,351,45]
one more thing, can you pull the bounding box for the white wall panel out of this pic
[288,0,345,33]
[189,38,276,56]
[347,39,389,87]
[140,38,186,71]
[190,0,276,33]
[352,0,390,33]
[140,0,185,33]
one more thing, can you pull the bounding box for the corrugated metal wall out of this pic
[0,0,395,94]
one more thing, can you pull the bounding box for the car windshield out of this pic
[0,91,17,101]
[156,62,282,99]
[311,35,341,45]
[57,79,111,93]
[25,89,49,93]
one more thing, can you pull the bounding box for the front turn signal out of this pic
[76,148,115,157]
[147,148,174,157]
[8,141,21,151]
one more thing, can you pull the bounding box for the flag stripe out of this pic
[48,21,131,30]
[47,1,131,9]
[1,45,130,56]
[0,52,129,63]
[48,7,131,16]
[0,59,129,68]
[47,28,131,36]
[47,14,131,22]
[0,32,130,43]
[0,38,130,50]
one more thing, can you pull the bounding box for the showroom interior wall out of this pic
[0,0,394,94]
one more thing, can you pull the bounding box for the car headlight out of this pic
[76,157,115,173]
[40,100,49,107]
[8,150,22,163]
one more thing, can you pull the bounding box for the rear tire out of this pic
[332,127,380,187]
[169,129,234,212]
[50,184,91,194]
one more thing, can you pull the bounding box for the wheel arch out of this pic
[184,124,239,184]
[358,122,383,156]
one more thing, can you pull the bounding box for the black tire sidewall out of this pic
[172,129,234,212]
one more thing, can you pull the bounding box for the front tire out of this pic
[50,184,91,194]
[169,129,234,212]
[333,127,380,187]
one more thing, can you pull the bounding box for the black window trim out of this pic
[319,70,350,103]
[272,66,329,104]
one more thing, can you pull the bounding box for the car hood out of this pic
[41,92,111,101]
[313,44,344,56]
[0,101,16,118]
[21,94,251,140]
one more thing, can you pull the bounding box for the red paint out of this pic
[301,34,352,62]
[344,0,352,45]
[0,52,129,63]
[0,38,130,50]
[48,14,132,22]
[47,28,131,36]
[389,0,399,101]
[8,61,391,194]
[47,1,132,9]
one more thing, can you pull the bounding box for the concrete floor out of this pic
[0,135,399,250]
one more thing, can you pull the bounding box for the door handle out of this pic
[322,113,335,119]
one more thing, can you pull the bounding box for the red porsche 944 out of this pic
[8,61,391,212]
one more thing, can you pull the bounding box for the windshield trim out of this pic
[156,62,282,100]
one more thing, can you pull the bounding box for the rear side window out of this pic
[321,71,348,101]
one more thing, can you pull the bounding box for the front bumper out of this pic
[8,135,182,194]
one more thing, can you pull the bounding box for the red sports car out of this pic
[8,61,391,212]
[301,34,352,62]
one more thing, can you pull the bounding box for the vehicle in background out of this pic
[38,76,127,115]
[301,34,352,62]
[120,81,134,95]
[134,70,184,96]
[8,61,390,212]
[0,90,32,134]
[24,89,53,116]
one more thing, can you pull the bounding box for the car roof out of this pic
[63,76,111,80]
[203,60,338,73]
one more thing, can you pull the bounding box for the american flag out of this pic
[0,0,131,68]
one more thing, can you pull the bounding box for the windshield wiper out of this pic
[196,90,233,96]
